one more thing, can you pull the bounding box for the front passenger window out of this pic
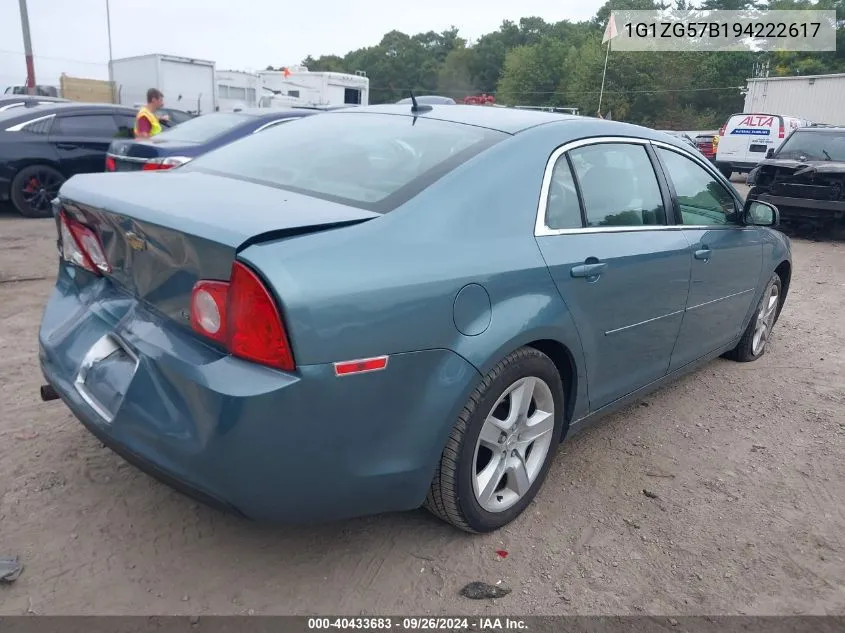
[569,143,666,227]
[656,147,737,225]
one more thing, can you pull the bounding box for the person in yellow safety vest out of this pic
[134,88,170,138]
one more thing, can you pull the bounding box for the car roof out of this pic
[323,104,585,134]
[0,101,137,124]
[323,104,686,141]
[0,95,68,104]
[790,126,845,133]
[226,107,316,118]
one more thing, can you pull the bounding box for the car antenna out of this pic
[409,90,432,114]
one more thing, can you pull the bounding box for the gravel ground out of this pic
[0,183,843,615]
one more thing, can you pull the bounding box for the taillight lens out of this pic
[105,156,116,171]
[778,123,785,138]
[190,261,295,371]
[190,281,229,345]
[59,210,110,275]
[142,156,192,171]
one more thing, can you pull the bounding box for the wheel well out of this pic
[774,260,791,318]
[525,339,577,424]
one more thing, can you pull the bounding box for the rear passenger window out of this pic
[54,114,118,137]
[569,143,666,227]
[544,155,583,230]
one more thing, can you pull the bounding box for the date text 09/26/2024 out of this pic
[307,617,528,631]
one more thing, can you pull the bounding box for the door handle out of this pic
[55,143,78,150]
[694,248,712,261]
[571,262,607,278]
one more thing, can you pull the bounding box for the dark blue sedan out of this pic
[105,108,319,172]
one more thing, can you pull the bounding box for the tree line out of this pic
[271,0,845,129]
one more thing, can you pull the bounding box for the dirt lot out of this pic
[1,184,843,615]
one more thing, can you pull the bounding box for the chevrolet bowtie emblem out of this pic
[126,231,147,252]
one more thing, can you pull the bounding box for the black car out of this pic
[747,125,845,235]
[131,105,195,127]
[0,95,70,113]
[0,102,137,217]
[106,108,319,172]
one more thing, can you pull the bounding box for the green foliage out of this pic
[294,0,843,127]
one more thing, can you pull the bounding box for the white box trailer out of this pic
[744,73,845,126]
[111,54,217,115]
[217,70,260,111]
[257,66,369,108]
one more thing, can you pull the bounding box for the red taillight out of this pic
[142,157,191,171]
[190,261,295,371]
[105,156,116,172]
[59,210,110,275]
[778,123,785,138]
[142,162,172,171]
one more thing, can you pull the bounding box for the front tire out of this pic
[425,347,566,533]
[726,273,782,362]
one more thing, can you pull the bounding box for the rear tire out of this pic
[424,347,566,533]
[725,273,782,362]
[719,165,733,180]
[10,165,64,218]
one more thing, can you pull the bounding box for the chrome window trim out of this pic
[535,136,746,237]
[4,113,55,132]
[106,153,149,164]
[253,118,291,133]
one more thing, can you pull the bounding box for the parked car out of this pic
[0,102,138,217]
[39,105,791,533]
[694,131,719,162]
[106,108,319,172]
[131,104,195,127]
[0,95,69,113]
[715,112,812,179]
[396,95,457,105]
[747,125,845,235]
[658,130,697,151]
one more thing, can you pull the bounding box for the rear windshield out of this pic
[156,112,252,143]
[776,130,845,161]
[184,112,506,212]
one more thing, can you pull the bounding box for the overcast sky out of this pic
[0,0,604,91]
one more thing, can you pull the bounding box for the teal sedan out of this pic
[38,104,791,533]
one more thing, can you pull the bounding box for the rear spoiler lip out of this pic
[236,218,375,253]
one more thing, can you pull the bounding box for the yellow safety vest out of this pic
[134,107,162,137]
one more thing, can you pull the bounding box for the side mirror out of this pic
[743,199,779,227]
[765,148,775,159]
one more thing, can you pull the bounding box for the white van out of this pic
[714,113,812,179]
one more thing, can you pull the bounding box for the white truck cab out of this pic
[715,112,812,179]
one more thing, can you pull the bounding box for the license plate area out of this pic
[74,334,139,423]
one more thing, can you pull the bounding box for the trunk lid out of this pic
[108,138,202,172]
[59,170,378,322]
